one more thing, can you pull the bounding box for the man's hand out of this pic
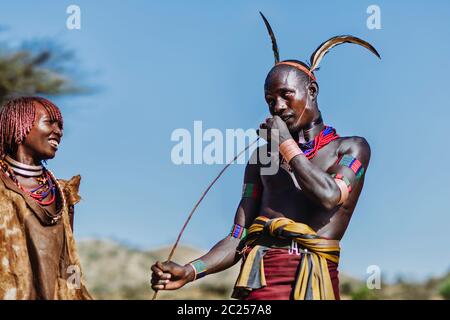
[259,115,293,145]
[150,261,194,291]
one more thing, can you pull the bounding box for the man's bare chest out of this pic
[261,141,340,192]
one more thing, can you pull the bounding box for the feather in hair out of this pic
[259,12,280,64]
[310,35,380,72]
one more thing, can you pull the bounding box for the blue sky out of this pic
[1,0,449,282]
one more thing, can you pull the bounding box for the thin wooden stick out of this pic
[152,137,260,300]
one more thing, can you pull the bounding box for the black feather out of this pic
[259,12,280,64]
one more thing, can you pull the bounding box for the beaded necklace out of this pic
[0,158,56,206]
[280,125,340,173]
[298,126,340,159]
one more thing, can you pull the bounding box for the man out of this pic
[151,15,379,300]
[0,96,91,300]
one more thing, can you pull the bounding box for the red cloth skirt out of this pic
[243,247,340,300]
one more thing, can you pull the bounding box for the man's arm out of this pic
[289,136,370,210]
[151,153,262,291]
[263,115,370,211]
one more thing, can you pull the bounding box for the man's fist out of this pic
[259,115,293,144]
[150,261,194,291]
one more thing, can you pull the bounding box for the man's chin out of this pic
[287,124,301,135]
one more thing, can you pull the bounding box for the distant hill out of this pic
[77,239,449,300]
[77,239,240,299]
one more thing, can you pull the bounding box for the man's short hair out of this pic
[265,60,314,89]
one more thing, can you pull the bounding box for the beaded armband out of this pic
[336,155,365,180]
[331,173,352,193]
[242,183,262,200]
[229,223,248,240]
[189,259,207,281]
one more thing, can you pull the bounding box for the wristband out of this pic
[189,259,207,281]
[279,139,303,163]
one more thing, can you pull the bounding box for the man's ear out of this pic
[308,81,319,101]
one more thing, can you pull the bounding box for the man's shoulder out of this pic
[337,136,370,151]
[336,136,371,163]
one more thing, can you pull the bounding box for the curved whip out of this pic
[152,137,260,300]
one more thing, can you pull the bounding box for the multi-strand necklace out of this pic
[280,124,340,172]
[1,155,56,206]
[298,125,340,159]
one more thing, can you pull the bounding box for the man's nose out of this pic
[273,100,287,115]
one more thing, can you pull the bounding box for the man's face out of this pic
[264,67,310,133]
[20,102,63,161]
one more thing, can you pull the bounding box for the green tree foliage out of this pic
[0,34,82,105]
[350,286,381,300]
[438,276,450,300]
